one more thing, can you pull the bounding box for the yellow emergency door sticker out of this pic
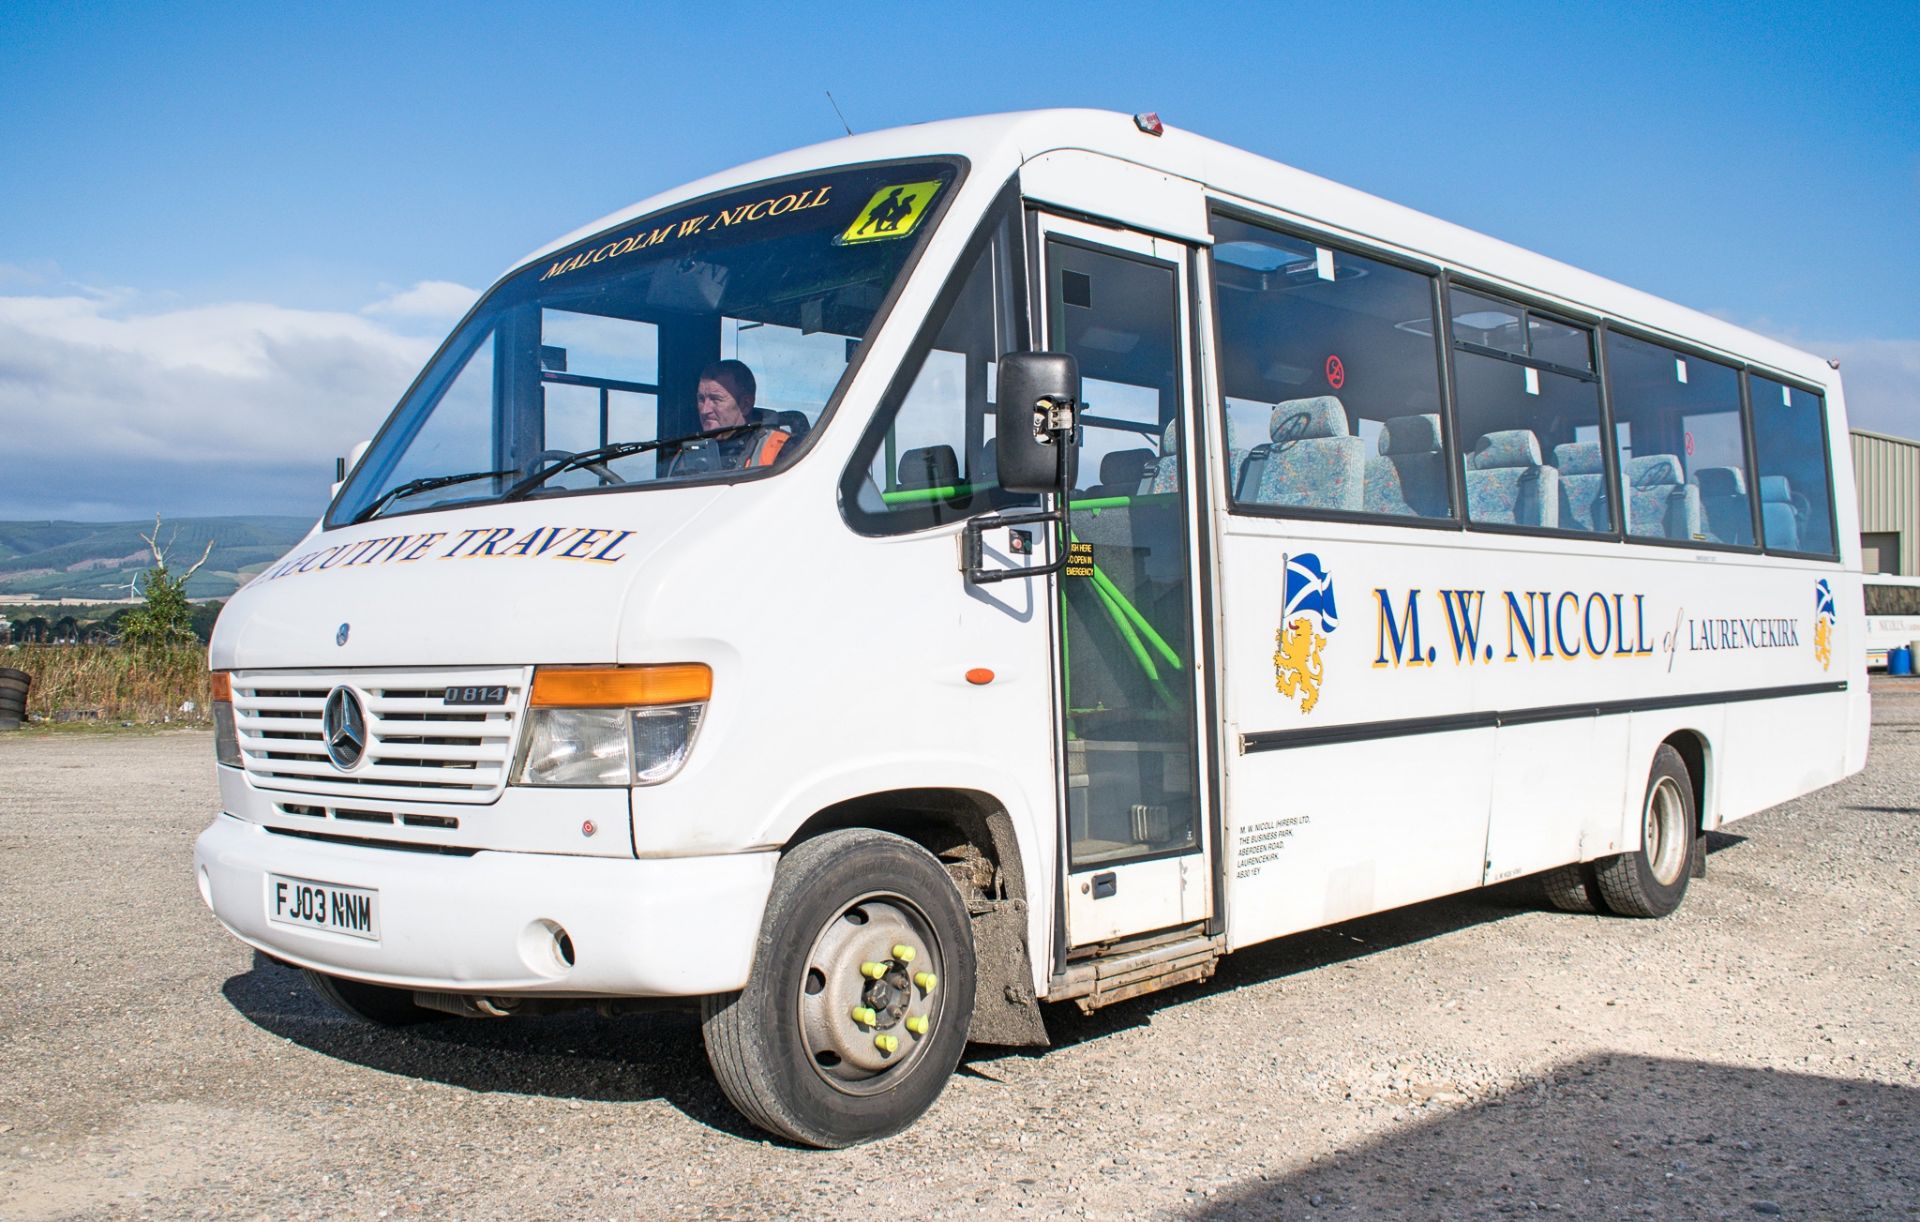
[839,181,942,244]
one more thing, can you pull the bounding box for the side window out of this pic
[1211,216,1450,519]
[1602,331,1749,546]
[842,208,1027,533]
[1449,290,1607,533]
[1749,375,1836,556]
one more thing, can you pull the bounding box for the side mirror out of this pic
[994,352,1080,493]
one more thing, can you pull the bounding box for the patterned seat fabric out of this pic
[1363,413,1449,518]
[1146,416,1247,496]
[1760,475,1801,550]
[1625,454,1702,541]
[1464,430,1559,527]
[1693,465,1752,545]
[1551,441,1612,533]
[1251,396,1367,510]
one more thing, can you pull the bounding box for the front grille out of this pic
[232,667,528,804]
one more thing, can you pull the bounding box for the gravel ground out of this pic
[1,683,1916,1220]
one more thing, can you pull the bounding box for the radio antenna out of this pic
[825,91,855,137]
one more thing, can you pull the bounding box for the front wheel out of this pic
[1594,744,1700,918]
[304,968,437,1025]
[701,829,977,1148]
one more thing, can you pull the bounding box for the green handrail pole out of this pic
[1089,565,1182,671]
[1089,578,1159,683]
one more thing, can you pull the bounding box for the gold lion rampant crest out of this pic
[1274,615,1327,713]
[1813,616,1832,671]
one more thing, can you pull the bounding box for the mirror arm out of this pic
[963,507,1067,585]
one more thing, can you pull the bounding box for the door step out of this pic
[1051,925,1224,1014]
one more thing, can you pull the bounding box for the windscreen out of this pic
[330,162,959,526]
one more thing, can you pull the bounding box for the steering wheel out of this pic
[531,449,626,486]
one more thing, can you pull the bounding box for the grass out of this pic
[2,644,212,725]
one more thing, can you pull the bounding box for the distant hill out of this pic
[0,516,313,600]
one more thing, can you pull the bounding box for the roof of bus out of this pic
[514,109,1835,390]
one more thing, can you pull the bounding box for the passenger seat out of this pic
[1625,455,1702,541]
[1760,475,1801,550]
[1251,396,1366,511]
[1551,441,1611,533]
[1692,466,1752,545]
[1464,430,1559,528]
[1363,413,1448,518]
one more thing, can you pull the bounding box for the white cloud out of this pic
[362,280,480,321]
[0,287,441,518]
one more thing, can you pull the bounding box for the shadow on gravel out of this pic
[991,882,1543,1062]
[980,838,1749,1067]
[1187,1055,1918,1219]
[221,954,759,1139]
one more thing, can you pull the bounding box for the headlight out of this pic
[511,665,711,788]
[211,672,241,768]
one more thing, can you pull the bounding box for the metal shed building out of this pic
[1851,428,1920,575]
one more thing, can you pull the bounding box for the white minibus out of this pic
[194,111,1867,1147]
[1862,575,1920,668]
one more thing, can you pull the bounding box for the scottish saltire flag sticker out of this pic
[1275,553,1338,714]
[1284,553,1339,632]
[1813,578,1835,671]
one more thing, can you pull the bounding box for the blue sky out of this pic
[3,1,1916,520]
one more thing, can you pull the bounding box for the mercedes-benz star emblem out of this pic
[322,686,368,770]
[336,622,351,647]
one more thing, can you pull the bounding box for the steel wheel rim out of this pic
[796,891,947,1097]
[1644,776,1688,886]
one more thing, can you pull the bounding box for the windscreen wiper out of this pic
[352,468,518,524]
[499,425,757,502]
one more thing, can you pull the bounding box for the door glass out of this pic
[1048,239,1200,867]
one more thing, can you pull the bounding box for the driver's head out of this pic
[696,360,756,430]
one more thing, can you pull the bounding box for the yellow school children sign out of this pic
[839,181,942,244]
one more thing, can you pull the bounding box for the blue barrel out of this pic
[1890,646,1914,676]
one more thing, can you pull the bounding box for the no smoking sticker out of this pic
[1325,354,1345,389]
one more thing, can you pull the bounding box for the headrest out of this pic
[1552,441,1604,476]
[1628,454,1685,487]
[1468,430,1543,470]
[1270,396,1350,443]
[898,445,958,491]
[1161,417,1180,455]
[1101,448,1156,485]
[1379,414,1442,456]
[1693,466,1746,497]
[1760,474,1793,503]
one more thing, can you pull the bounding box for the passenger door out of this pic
[1034,216,1213,947]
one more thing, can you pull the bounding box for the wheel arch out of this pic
[785,788,1050,1047]
[1660,728,1711,832]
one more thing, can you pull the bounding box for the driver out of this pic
[678,359,791,471]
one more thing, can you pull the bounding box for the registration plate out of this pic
[267,874,381,942]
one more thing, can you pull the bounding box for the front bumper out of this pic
[194,814,776,996]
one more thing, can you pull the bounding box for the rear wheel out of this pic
[304,968,437,1026]
[701,829,976,1148]
[1538,862,1602,913]
[1594,744,1699,918]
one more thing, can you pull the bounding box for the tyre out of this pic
[701,829,977,1148]
[1594,744,1699,918]
[1538,862,1602,913]
[304,968,438,1026]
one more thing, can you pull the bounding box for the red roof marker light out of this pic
[1133,112,1164,136]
